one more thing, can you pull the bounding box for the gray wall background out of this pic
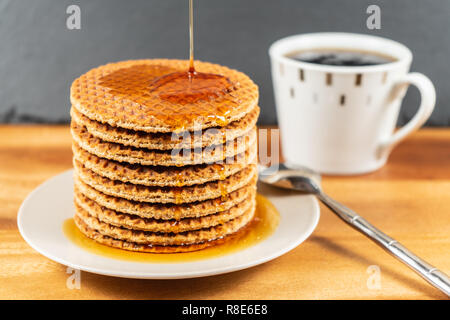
[1,0,449,125]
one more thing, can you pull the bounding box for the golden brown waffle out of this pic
[69,59,260,252]
[72,141,257,187]
[74,190,253,233]
[74,160,257,203]
[71,120,257,166]
[70,59,259,133]
[74,200,255,245]
[70,106,260,150]
[74,179,255,220]
[74,215,252,253]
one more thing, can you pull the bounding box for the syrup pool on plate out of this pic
[63,194,280,263]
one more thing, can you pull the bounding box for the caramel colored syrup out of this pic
[98,63,236,132]
[97,0,236,132]
[215,164,229,201]
[148,0,233,105]
[63,194,280,263]
[149,71,234,104]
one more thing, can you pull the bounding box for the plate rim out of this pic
[17,169,320,279]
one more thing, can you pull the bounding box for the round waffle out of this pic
[74,200,255,246]
[74,190,254,233]
[74,159,257,204]
[71,120,257,166]
[72,141,257,187]
[70,106,260,150]
[70,59,259,133]
[74,178,255,220]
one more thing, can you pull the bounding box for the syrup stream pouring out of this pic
[189,0,194,73]
[258,163,450,296]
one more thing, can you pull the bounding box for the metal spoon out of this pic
[259,163,450,297]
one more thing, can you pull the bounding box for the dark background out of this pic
[1,0,449,125]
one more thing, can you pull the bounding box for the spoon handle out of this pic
[317,192,450,297]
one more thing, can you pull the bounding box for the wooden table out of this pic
[0,125,449,300]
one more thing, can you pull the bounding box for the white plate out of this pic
[17,170,320,279]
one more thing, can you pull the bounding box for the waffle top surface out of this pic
[70,59,259,133]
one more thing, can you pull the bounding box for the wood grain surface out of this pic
[0,125,449,300]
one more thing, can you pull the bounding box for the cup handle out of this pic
[379,72,436,158]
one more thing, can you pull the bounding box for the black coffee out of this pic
[286,49,395,66]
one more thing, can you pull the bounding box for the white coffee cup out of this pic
[269,33,435,174]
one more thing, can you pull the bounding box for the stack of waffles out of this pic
[69,59,260,253]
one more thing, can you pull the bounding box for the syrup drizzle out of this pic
[97,0,237,132]
[149,0,234,104]
[189,0,195,73]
